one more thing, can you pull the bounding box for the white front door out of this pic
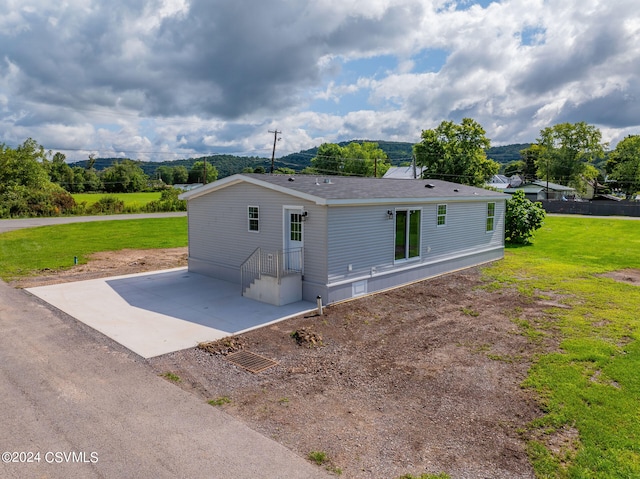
[284,207,303,271]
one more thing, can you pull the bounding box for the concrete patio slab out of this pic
[27,268,316,358]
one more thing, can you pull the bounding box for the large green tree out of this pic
[311,143,345,175]
[0,139,76,218]
[45,152,74,189]
[155,165,174,185]
[413,118,499,187]
[519,144,543,182]
[535,122,607,194]
[310,141,390,177]
[606,135,640,197]
[0,138,50,191]
[101,159,149,193]
[172,165,189,184]
[188,160,218,184]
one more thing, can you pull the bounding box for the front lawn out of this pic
[0,217,187,280]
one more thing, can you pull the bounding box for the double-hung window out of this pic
[437,204,447,226]
[395,209,421,261]
[486,202,495,232]
[248,206,259,232]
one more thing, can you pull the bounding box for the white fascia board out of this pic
[179,174,325,204]
[239,176,326,204]
[178,174,245,200]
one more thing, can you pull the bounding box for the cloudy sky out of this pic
[1,0,639,162]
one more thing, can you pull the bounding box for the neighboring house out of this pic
[173,183,204,191]
[504,180,577,201]
[383,166,425,179]
[179,174,506,306]
[487,174,522,190]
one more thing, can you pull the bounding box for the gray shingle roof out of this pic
[181,173,506,204]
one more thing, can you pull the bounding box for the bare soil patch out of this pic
[20,249,552,478]
[599,269,640,286]
[11,247,188,288]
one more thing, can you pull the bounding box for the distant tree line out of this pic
[3,120,639,218]
[0,139,221,218]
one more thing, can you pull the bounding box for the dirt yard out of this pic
[16,248,559,478]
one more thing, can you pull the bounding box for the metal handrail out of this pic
[240,247,303,294]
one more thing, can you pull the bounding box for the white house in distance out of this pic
[179,174,506,306]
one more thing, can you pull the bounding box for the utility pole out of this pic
[546,158,549,200]
[269,129,282,174]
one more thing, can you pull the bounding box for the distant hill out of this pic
[278,140,415,169]
[486,143,531,164]
[279,140,530,167]
[70,141,531,179]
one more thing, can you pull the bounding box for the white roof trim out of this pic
[179,174,325,204]
[179,174,507,205]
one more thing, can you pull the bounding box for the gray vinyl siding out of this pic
[187,182,328,285]
[299,205,328,287]
[326,199,505,284]
[327,205,395,281]
[184,176,505,304]
[423,199,504,261]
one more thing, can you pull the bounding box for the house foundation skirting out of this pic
[190,247,504,306]
[316,246,504,305]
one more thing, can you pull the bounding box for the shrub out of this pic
[142,188,186,212]
[505,190,546,244]
[89,196,125,214]
[0,184,76,218]
[50,189,76,214]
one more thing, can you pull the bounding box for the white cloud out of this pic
[0,0,639,162]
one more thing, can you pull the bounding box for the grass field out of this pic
[72,192,162,207]
[485,216,640,478]
[1,214,639,477]
[0,217,187,280]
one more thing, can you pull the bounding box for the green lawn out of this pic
[72,192,162,207]
[0,217,187,280]
[484,216,640,478]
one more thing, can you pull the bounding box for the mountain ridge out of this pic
[69,141,531,178]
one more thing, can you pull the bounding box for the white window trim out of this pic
[486,202,496,233]
[394,207,422,264]
[248,205,259,233]
[436,204,447,227]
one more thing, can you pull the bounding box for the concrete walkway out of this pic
[0,212,186,233]
[0,280,330,479]
[27,268,316,358]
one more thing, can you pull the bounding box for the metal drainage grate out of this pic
[226,350,278,373]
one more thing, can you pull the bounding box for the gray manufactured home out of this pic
[179,174,506,306]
